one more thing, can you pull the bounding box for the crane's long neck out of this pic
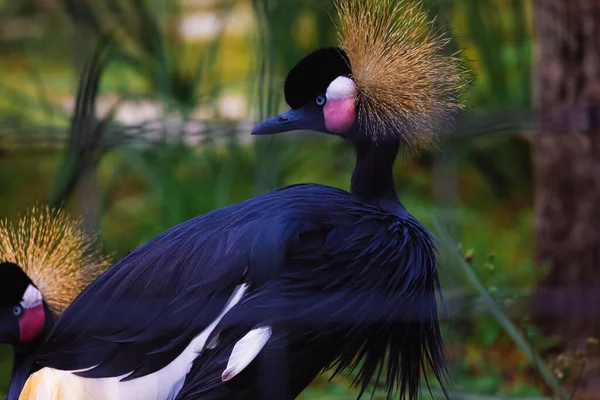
[350,140,400,205]
[7,304,54,400]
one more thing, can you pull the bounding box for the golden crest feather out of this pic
[0,205,111,316]
[334,0,469,149]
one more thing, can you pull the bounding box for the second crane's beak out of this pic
[251,107,326,135]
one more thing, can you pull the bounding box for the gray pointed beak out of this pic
[251,107,326,136]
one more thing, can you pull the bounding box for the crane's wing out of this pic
[36,186,316,381]
[176,210,445,400]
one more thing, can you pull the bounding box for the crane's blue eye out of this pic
[316,96,326,106]
[13,305,22,316]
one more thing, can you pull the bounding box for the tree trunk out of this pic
[533,0,600,396]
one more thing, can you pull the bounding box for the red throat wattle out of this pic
[19,303,45,342]
[18,285,45,342]
[324,98,355,133]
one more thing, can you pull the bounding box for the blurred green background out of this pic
[0,0,578,398]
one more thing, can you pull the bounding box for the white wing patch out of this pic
[326,76,356,100]
[222,326,272,382]
[21,284,43,309]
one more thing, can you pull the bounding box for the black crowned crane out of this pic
[20,0,467,399]
[0,206,110,400]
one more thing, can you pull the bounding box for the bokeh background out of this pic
[0,0,598,399]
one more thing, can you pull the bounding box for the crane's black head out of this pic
[252,47,360,138]
[0,262,46,345]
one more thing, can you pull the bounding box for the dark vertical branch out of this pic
[49,36,115,221]
[532,0,600,396]
[60,0,105,233]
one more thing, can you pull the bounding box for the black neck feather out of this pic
[350,140,400,205]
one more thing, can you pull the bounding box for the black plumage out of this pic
[38,183,444,400]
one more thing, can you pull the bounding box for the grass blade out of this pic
[432,217,568,400]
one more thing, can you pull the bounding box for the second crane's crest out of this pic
[0,206,111,316]
[334,0,469,148]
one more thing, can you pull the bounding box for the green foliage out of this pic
[98,140,258,253]
[63,0,236,114]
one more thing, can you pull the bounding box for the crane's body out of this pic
[19,0,467,398]
[23,178,441,400]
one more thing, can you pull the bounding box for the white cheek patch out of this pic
[21,284,43,309]
[326,76,356,100]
